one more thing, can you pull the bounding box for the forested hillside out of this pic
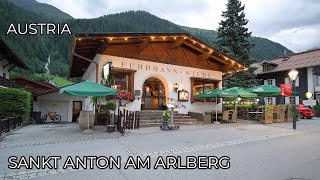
[0,0,294,80]
[8,0,73,21]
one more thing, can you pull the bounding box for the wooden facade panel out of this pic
[70,33,246,78]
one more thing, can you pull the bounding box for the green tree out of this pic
[216,0,260,88]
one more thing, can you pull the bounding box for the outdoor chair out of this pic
[231,110,238,123]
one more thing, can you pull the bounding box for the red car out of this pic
[297,104,315,119]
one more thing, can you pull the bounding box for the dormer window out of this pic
[262,61,278,72]
[263,63,269,72]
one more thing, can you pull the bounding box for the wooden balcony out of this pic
[0,76,22,88]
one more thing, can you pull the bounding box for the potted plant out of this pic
[162,111,171,127]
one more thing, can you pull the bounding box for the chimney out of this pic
[283,50,289,61]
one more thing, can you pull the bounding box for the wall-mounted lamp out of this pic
[237,97,242,102]
[173,83,179,92]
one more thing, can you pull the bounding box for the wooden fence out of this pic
[0,115,23,137]
[117,109,140,134]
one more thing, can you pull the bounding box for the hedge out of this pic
[0,88,31,121]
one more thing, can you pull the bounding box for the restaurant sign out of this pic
[119,61,213,79]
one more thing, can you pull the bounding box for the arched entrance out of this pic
[141,77,166,110]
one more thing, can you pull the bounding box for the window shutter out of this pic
[285,77,289,84]
[295,77,299,87]
[264,80,268,85]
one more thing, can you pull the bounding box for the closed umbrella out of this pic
[195,88,236,123]
[59,80,117,133]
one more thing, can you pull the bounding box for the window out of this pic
[264,79,275,86]
[285,96,299,105]
[315,76,320,86]
[110,68,135,99]
[263,63,269,72]
[113,73,130,91]
[266,97,274,105]
[190,78,220,102]
[3,72,7,79]
[285,77,299,87]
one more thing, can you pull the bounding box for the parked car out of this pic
[297,104,315,119]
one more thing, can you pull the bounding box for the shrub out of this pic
[162,111,171,122]
[314,105,320,116]
[0,88,31,121]
[106,101,117,111]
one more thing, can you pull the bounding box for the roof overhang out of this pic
[0,37,29,70]
[70,32,247,78]
[12,77,58,96]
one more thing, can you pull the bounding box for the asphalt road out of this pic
[1,119,320,180]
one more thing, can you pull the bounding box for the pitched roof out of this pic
[0,36,29,70]
[252,48,320,74]
[12,77,58,96]
[70,32,247,78]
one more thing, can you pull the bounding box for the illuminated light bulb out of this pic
[163,36,166,40]
[193,41,196,44]
[124,37,128,41]
[78,38,81,41]
[174,37,177,40]
[210,49,213,52]
[184,36,187,39]
[151,36,155,40]
[201,45,205,48]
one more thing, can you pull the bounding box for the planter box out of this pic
[261,119,273,124]
[79,111,95,130]
[107,125,115,133]
[284,117,292,122]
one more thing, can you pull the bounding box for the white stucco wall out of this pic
[33,92,85,122]
[0,59,10,78]
[83,54,223,114]
[307,67,314,99]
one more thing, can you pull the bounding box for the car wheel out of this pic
[307,117,313,119]
[300,113,304,119]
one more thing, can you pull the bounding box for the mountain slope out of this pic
[0,0,50,75]
[182,26,294,61]
[1,0,295,79]
[8,0,73,21]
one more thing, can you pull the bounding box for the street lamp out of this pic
[288,68,299,129]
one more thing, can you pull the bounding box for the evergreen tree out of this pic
[216,0,260,88]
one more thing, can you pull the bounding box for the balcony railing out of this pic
[0,76,22,88]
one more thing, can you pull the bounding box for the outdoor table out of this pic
[247,111,264,121]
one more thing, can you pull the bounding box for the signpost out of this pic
[302,100,317,106]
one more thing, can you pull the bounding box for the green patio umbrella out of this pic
[224,87,257,98]
[247,85,280,105]
[247,85,280,96]
[59,80,117,133]
[59,80,117,96]
[195,88,236,123]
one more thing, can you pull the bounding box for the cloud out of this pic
[269,24,320,52]
[38,0,320,52]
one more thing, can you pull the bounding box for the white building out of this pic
[252,48,320,106]
[0,37,29,88]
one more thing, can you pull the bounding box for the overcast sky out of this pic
[38,0,320,52]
